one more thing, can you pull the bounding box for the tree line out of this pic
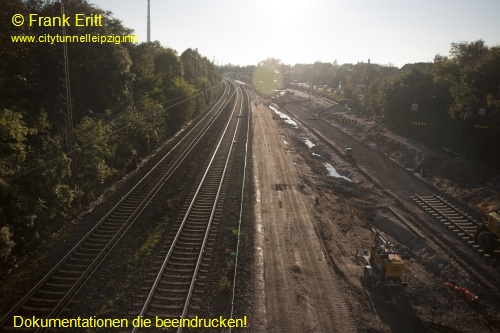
[0,0,221,270]
[310,41,500,168]
[233,41,500,168]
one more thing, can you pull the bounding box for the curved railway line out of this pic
[129,83,248,333]
[0,80,244,332]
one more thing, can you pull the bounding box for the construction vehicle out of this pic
[362,228,407,287]
[345,145,353,158]
[475,210,500,253]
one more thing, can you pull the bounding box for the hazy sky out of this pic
[90,0,500,67]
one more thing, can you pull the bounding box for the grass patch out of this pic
[219,276,231,292]
[130,218,169,265]
[96,217,170,317]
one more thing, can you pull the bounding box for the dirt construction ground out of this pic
[249,88,500,333]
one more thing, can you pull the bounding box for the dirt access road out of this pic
[251,91,356,333]
[249,88,500,332]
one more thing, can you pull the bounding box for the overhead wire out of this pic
[21,88,203,168]
[21,88,199,168]
[7,82,222,182]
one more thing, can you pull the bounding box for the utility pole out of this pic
[194,48,198,82]
[147,0,151,42]
[365,58,370,105]
[60,0,78,183]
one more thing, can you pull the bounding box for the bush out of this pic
[219,276,231,292]
[0,226,15,262]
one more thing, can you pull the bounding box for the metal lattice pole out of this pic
[61,0,78,183]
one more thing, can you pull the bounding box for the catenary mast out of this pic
[147,0,151,42]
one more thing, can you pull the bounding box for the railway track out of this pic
[412,194,499,267]
[0,82,236,332]
[280,92,500,330]
[129,83,246,332]
[283,96,499,269]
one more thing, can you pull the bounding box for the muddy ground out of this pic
[1,85,498,333]
[251,88,500,332]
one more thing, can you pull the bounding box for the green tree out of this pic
[0,110,33,180]
[433,40,492,121]
[74,117,115,202]
[0,0,223,270]
[0,226,15,263]
[166,77,196,130]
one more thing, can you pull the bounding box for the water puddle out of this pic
[269,104,350,182]
[269,105,298,128]
[303,139,315,149]
[324,162,351,181]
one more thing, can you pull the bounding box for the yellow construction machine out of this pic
[475,210,500,253]
[362,228,407,287]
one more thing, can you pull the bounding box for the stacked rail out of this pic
[411,194,500,267]
[411,194,479,242]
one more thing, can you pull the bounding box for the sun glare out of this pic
[254,0,307,22]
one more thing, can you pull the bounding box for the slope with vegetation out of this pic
[0,0,221,272]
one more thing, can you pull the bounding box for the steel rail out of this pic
[37,83,235,329]
[0,82,231,331]
[229,85,251,330]
[131,81,244,333]
[412,193,500,269]
[412,194,479,240]
[178,85,245,332]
